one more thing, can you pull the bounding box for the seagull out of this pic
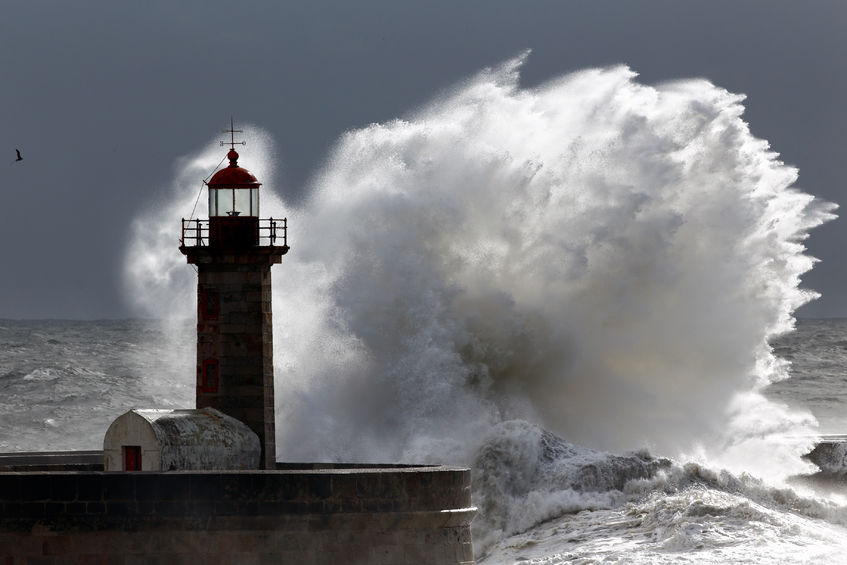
[15,149,22,162]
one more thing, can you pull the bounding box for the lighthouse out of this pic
[9,125,476,565]
[179,122,289,469]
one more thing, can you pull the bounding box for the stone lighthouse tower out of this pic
[179,123,288,469]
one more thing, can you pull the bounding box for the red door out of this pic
[124,445,142,471]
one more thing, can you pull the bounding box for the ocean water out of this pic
[5,55,847,562]
[0,319,193,452]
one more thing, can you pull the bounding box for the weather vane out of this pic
[221,117,246,150]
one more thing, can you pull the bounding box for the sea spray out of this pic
[470,420,672,553]
[270,55,834,466]
[123,56,837,554]
[469,420,847,560]
[476,442,847,563]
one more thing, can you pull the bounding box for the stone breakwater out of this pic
[0,457,476,564]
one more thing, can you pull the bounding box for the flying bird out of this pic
[15,149,22,162]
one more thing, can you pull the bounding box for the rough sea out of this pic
[4,56,847,563]
[2,319,847,563]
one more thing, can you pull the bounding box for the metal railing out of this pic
[181,218,208,246]
[180,217,288,248]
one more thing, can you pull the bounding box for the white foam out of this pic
[267,56,834,465]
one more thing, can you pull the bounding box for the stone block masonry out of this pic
[186,250,281,470]
[0,464,476,564]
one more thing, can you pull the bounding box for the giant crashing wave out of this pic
[124,53,837,558]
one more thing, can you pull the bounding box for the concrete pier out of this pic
[0,453,476,564]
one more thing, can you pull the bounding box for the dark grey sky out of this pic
[2,1,845,318]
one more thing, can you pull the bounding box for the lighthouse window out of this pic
[251,188,259,216]
[234,188,252,217]
[209,188,219,217]
[202,359,218,393]
[201,288,219,320]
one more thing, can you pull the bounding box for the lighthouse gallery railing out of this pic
[180,218,288,247]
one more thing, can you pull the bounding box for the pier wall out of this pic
[0,462,475,564]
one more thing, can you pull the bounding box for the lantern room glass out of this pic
[209,188,259,217]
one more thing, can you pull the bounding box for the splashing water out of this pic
[278,55,832,466]
[124,55,838,558]
[469,419,847,561]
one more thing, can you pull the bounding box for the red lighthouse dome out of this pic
[207,149,262,189]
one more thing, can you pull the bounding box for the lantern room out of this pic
[208,149,260,218]
[206,148,261,247]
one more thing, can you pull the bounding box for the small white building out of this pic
[103,408,260,471]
